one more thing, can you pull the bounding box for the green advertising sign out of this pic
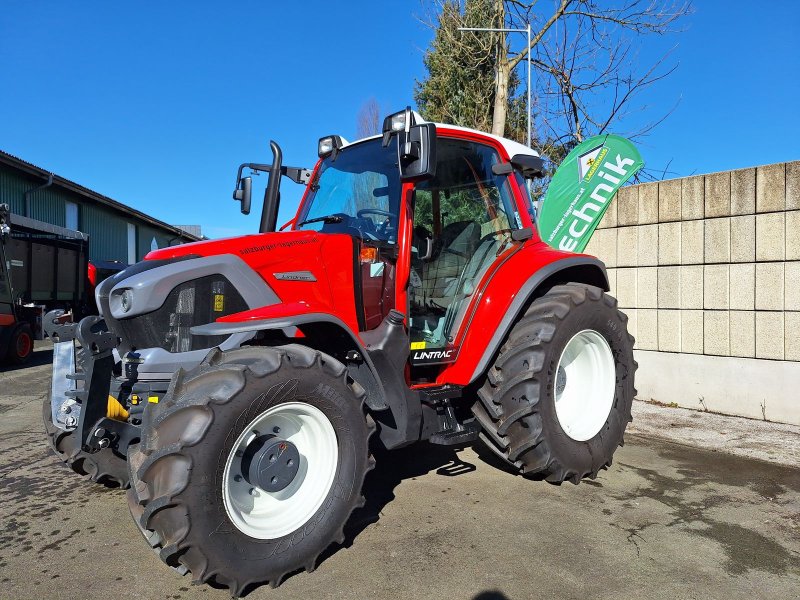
[538,134,643,253]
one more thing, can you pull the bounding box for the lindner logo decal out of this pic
[411,347,459,365]
[273,271,317,282]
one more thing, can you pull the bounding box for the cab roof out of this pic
[340,112,540,160]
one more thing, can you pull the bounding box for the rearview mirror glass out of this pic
[398,123,437,181]
[233,176,252,215]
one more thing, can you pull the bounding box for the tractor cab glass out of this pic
[297,138,401,244]
[409,137,518,351]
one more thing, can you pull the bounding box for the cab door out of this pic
[407,136,521,368]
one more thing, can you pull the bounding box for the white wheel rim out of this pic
[553,329,616,442]
[222,402,338,539]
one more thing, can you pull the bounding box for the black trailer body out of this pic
[0,204,90,363]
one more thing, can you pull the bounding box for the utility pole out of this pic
[458,23,532,147]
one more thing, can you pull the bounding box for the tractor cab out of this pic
[229,108,545,379]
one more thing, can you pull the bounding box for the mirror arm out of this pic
[284,167,312,185]
[242,163,311,185]
[234,163,247,185]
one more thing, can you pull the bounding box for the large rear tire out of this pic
[41,395,130,488]
[472,283,636,484]
[8,323,33,365]
[127,345,374,596]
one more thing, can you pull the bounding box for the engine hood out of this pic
[146,230,361,332]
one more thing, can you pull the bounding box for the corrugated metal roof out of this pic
[0,149,202,242]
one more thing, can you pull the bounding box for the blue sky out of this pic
[1,1,798,238]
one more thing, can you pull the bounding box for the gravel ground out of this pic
[0,342,798,600]
[630,400,800,468]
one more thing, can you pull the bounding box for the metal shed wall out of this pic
[81,203,130,262]
[0,157,199,264]
[137,223,179,259]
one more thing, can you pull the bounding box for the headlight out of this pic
[120,289,133,313]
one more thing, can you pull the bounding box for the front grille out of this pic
[109,275,248,353]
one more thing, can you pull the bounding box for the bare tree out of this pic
[356,98,382,138]
[418,0,691,169]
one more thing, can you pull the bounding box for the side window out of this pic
[409,138,518,350]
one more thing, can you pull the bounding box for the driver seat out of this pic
[422,220,480,305]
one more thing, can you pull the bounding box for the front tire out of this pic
[472,283,636,484]
[127,345,374,596]
[42,395,130,488]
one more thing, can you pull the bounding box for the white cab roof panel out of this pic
[341,112,539,159]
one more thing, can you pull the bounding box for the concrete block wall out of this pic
[585,161,800,425]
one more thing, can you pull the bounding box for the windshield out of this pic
[296,138,401,244]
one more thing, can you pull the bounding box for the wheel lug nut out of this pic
[234,475,242,482]
[249,488,258,497]
[272,426,280,434]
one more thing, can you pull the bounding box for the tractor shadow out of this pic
[272,441,525,593]
[319,441,479,562]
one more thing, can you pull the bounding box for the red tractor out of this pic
[44,108,635,595]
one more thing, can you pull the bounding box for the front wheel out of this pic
[127,345,374,596]
[473,283,636,484]
[42,395,130,488]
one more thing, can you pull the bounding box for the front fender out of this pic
[192,306,424,449]
[191,306,390,411]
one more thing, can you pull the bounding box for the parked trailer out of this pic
[0,203,100,363]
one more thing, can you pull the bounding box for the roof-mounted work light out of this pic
[318,135,344,159]
[382,107,415,147]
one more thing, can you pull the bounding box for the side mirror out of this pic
[233,176,252,215]
[398,123,437,181]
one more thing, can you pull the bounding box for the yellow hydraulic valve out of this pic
[107,395,130,421]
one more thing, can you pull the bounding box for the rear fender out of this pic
[430,241,609,386]
[468,255,608,383]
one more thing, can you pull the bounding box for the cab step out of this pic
[429,420,480,446]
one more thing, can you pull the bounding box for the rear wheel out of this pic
[8,323,33,365]
[127,345,374,596]
[472,283,636,484]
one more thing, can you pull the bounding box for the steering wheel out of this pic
[357,208,397,237]
[356,208,395,220]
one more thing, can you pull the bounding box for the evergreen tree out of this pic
[414,0,526,143]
